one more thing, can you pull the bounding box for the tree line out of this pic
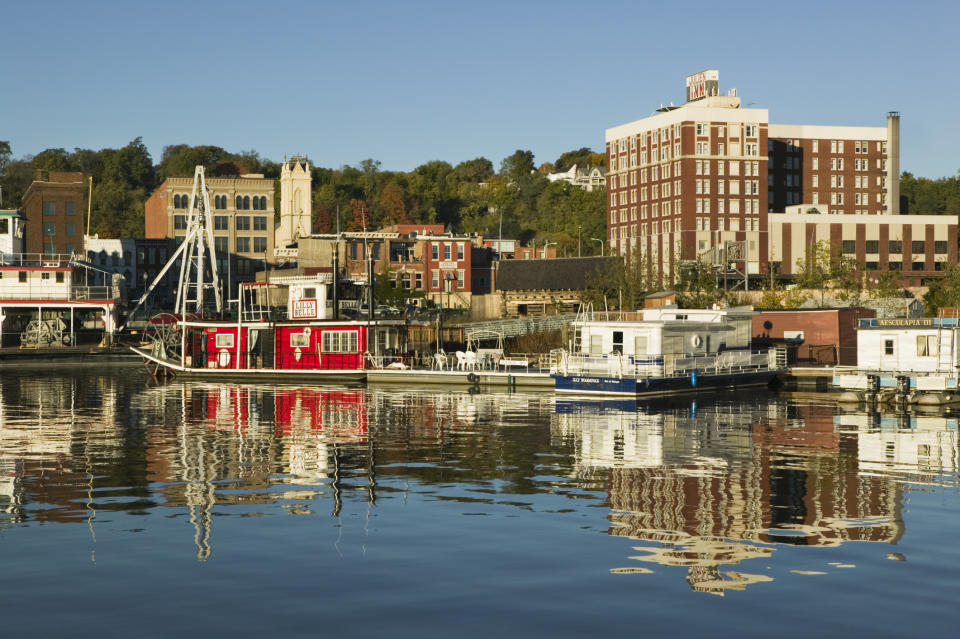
[0,140,607,255]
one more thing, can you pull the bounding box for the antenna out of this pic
[175,165,222,314]
[120,166,222,330]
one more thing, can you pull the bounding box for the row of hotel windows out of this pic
[172,194,269,210]
[86,247,168,266]
[173,215,269,230]
[42,201,77,215]
[173,235,268,253]
[43,222,78,236]
[841,240,949,255]
[389,270,467,290]
[614,123,759,154]
[346,241,468,262]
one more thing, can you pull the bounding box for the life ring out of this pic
[691,335,702,349]
[303,327,311,336]
[217,349,231,367]
[466,372,479,384]
[294,347,302,362]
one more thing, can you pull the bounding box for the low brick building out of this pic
[752,307,876,366]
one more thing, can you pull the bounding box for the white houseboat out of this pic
[832,315,960,404]
[551,306,783,396]
[0,252,121,349]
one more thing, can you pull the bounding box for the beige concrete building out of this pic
[145,173,276,286]
[769,208,958,285]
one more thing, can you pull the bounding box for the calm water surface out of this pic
[1,366,959,637]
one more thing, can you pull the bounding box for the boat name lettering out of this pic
[572,377,601,383]
[876,318,934,326]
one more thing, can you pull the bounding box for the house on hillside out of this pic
[495,256,621,317]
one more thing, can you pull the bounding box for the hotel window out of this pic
[43,201,55,216]
[696,123,706,136]
[215,216,229,230]
[253,216,267,231]
[214,237,228,254]
[65,223,75,237]
[696,142,708,155]
[866,240,879,253]
[745,125,757,137]
[65,202,75,216]
[888,240,902,253]
[236,216,250,230]
[745,143,758,156]
[43,222,56,236]
[236,237,250,252]
[253,237,267,253]
[936,241,948,253]
[837,193,844,205]
[812,193,819,204]
[912,261,925,271]
[913,240,925,254]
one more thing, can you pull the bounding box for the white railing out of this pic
[552,348,778,379]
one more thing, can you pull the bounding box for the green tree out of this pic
[923,263,960,314]
[0,140,10,178]
[553,147,601,172]
[793,240,857,307]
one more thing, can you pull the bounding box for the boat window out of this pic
[303,287,316,299]
[917,335,936,357]
[290,332,310,348]
[322,329,358,353]
[612,331,624,354]
[635,336,647,356]
[589,335,603,356]
[216,333,235,349]
[884,339,895,355]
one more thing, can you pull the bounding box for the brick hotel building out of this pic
[604,70,956,284]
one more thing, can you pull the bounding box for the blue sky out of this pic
[2,0,958,177]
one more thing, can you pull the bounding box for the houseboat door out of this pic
[879,334,899,370]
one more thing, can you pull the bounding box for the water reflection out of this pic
[2,370,958,601]
[553,397,957,595]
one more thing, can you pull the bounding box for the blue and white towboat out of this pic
[551,306,783,397]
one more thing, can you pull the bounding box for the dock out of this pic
[364,368,554,390]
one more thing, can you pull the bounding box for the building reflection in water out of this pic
[553,397,958,595]
[136,383,375,559]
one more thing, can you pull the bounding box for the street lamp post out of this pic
[590,238,604,256]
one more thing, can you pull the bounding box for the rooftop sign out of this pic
[685,69,719,102]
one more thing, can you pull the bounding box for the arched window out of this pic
[294,189,302,213]
[173,194,181,209]
[259,196,267,210]
[236,195,242,209]
[99,250,107,264]
[243,196,250,210]
[252,196,259,211]
[123,251,131,264]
